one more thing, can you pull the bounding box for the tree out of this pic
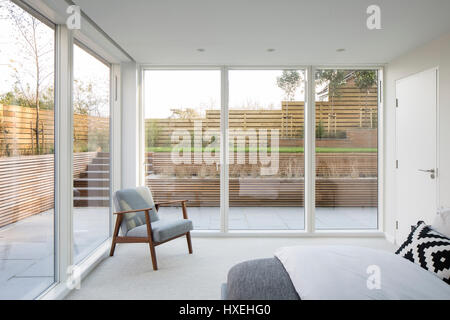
[0,86,53,110]
[1,2,54,154]
[277,70,303,137]
[0,91,18,105]
[169,108,199,119]
[73,79,108,116]
[276,70,302,101]
[354,70,377,128]
[315,70,347,134]
[354,70,377,93]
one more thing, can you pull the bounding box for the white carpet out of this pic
[66,236,396,300]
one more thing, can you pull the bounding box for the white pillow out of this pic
[432,209,450,237]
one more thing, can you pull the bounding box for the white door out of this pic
[395,68,438,243]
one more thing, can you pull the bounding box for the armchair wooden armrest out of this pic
[155,200,189,219]
[114,207,154,215]
[155,200,188,206]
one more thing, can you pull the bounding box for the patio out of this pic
[160,206,377,230]
[0,206,376,299]
[0,207,108,299]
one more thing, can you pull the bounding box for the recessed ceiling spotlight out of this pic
[336,48,346,52]
[197,48,205,52]
[267,48,276,52]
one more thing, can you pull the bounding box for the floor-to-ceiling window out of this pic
[228,70,305,229]
[73,43,111,263]
[144,70,221,230]
[314,69,378,229]
[0,1,55,298]
[143,67,380,232]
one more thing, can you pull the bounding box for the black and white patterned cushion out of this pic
[396,221,450,284]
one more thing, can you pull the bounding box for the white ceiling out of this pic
[74,0,450,65]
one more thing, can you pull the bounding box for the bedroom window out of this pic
[228,70,306,230]
[73,43,111,263]
[314,69,378,229]
[144,69,221,230]
[0,0,55,299]
[142,67,381,233]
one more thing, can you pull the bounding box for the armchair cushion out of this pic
[126,219,193,243]
[114,186,159,235]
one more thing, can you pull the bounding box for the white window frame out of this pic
[71,40,113,265]
[39,32,121,300]
[6,0,126,301]
[140,65,384,237]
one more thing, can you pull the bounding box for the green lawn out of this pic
[146,146,377,153]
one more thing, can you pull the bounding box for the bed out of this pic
[223,214,450,300]
[223,245,450,300]
[223,257,300,300]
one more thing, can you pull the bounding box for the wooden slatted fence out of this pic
[145,152,378,207]
[145,91,377,147]
[0,152,97,228]
[0,104,109,156]
[146,152,377,178]
[146,177,377,207]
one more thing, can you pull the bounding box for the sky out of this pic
[144,69,306,119]
[0,1,109,117]
[73,44,110,117]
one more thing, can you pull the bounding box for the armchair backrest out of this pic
[113,186,159,235]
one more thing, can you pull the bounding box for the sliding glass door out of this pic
[143,67,379,232]
[73,43,111,263]
[144,70,221,230]
[228,70,305,230]
[0,1,55,299]
[314,69,378,229]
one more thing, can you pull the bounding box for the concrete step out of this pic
[145,163,153,174]
[92,158,110,164]
[96,152,110,158]
[74,187,109,197]
[79,171,110,179]
[74,178,110,188]
[87,164,110,171]
[74,197,109,207]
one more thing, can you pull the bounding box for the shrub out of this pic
[316,121,324,139]
[146,120,161,148]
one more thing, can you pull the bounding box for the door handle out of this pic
[418,169,435,173]
[418,168,436,179]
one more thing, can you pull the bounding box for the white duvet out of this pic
[274,245,450,300]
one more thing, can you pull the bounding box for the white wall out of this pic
[120,62,140,188]
[385,32,450,242]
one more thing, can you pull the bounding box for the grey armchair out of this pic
[109,186,193,270]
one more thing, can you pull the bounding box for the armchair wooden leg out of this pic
[110,239,117,257]
[182,202,193,254]
[186,232,193,254]
[149,243,158,271]
[144,210,158,270]
[110,215,122,256]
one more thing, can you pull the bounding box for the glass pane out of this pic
[314,69,378,229]
[228,70,305,230]
[73,44,110,263]
[0,1,55,298]
[144,70,221,230]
